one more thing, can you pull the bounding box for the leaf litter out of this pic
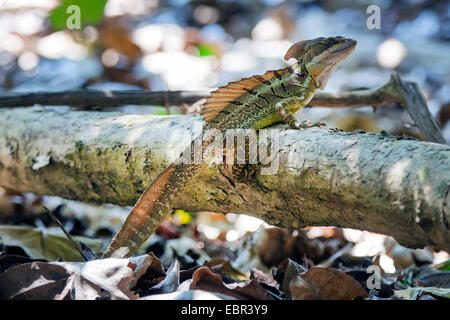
[0,194,449,300]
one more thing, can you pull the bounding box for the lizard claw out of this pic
[295,120,327,130]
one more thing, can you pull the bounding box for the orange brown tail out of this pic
[102,162,198,258]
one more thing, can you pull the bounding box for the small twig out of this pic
[308,76,400,109]
[389,73,447,144]
[0,77,400,108]
[0,90,210,108]
[0,74,411,109]
[311,73,446,144]
[43,206,88,262]
[0,76,418,110]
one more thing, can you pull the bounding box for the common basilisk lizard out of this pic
[102,36,357,258]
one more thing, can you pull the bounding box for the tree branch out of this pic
[0,109,449,251]
[0,90,211,108]
[1,74,445,144]
[0,77,407,108]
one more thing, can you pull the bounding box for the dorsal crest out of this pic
[201,69,285,122]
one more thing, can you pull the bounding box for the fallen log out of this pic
[0,108,449,251]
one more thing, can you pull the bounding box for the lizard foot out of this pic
[295,120,327,130]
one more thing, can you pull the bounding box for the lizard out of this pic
[102,36,357,258]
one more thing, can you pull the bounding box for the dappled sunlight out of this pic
[0,8,46,36]
[386,159,411,192]
[124,125,146,145]
[36,31,88,60]
[1,0,57,9]
[376,38,407,69]
[110,114,192,151]
[104,0,157,17]
[133,24,185,53]
[252,17,284,41]
[233,214,269,235]
[17,51,39,71]
[379,254,396,273]
[142,51,216,90]
[196,213,268,242]
[81,125,102,141]
[109,113,165,126]
[220,48,256,73]
[341,144,362,179]
[251,40,293,59]
[0,33,25,54]
[198,223,221,240]
[350,230,387,257]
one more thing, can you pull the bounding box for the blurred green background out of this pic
[0,0,449,139]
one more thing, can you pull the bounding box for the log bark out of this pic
[0,108,449,251]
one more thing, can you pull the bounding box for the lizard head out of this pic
[284,36,356,90]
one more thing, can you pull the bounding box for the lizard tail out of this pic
[102,161,200,258]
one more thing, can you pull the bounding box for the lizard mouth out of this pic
[330,39,357,54]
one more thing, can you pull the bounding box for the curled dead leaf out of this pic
[206,258,248,281]
[146,259,180,294]
[289,267,368,300]
[189,266,274,300]
[273,258,306,297]
[0,262,70,300]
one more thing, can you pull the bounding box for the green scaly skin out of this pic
[103,36,356,258]
[205,64,316,131]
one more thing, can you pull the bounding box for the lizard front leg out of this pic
[275,97,326,129]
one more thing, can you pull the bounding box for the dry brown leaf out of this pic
[258,228,328,268]
[132,252,167,292]
[289,267,368,300]
[258,227,290,267]
[206,258,248,281]
[417,271,450,288]
[54,258,137,300]
[0,225,104,261]
[250,269,279,289]
[0,254,162,300]
[273,258,307,297]
[128,254,156,288]
[99,17,142,62]
[0,254,47,274]
[12,278,73,300]
[147,259,180,294]
[0,262,70,300]
[189,266,274,300]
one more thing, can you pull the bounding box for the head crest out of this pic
[284,40,309,61]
